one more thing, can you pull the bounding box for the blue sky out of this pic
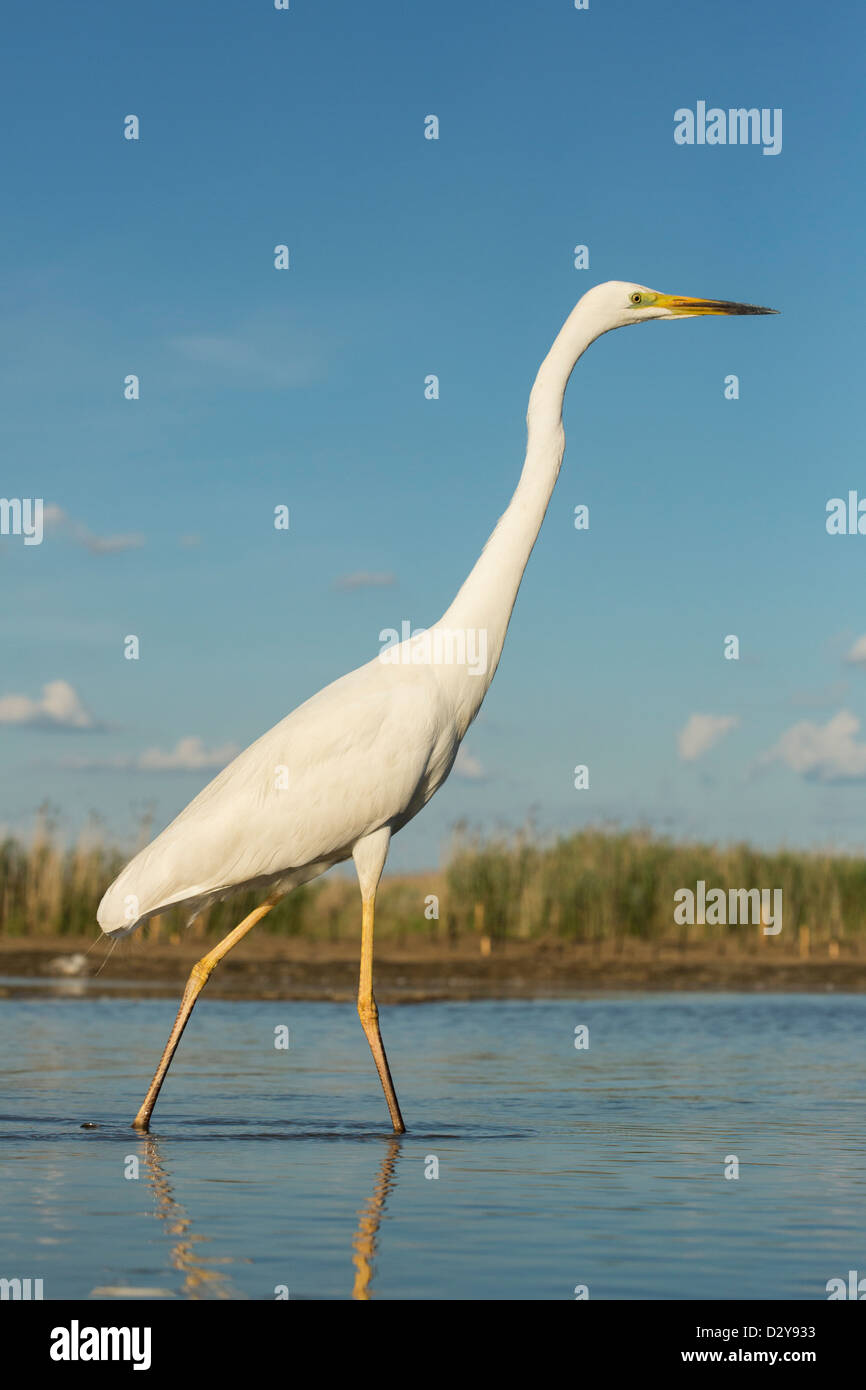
[2,0,865,869]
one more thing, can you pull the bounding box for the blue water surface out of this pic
[0,992,863,1299]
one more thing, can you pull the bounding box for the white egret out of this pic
[98,280,776,1132]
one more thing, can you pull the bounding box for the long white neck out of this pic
[435,296,610,734]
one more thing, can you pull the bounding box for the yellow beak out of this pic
[656,292,778,317]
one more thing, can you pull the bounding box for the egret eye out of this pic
[631,292,642,304]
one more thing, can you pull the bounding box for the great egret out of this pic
[98,280,776,1132]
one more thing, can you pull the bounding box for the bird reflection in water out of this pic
[140,1136,236,1299]
[351,1137,400,1300]
[137,1132,399,1299]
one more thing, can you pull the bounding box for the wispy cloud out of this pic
[454,747,486,781]
[677,714,739,761]
[0,680,100,730]
[60,736,239,773]
[760,710,866,782]
[169,311,329,390]
[333,571,397,592]
[790,680,849,709]
[44,504,144,555]
[844,635,866,665]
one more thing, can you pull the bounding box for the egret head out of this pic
[581,280,778,332]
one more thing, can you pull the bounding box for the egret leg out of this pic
[358,893,405,1134]
[132,898,278,1130]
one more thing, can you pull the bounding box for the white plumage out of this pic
[99,656,462,934]
[100,280,775,1131]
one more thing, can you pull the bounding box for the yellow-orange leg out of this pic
[132,899,278,1130]
[358,894,405,1134]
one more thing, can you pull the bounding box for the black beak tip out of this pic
[736,303,779,315]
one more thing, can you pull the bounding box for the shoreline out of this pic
[2,935,865,1001]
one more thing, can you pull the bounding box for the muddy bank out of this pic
[1,935,865,1001]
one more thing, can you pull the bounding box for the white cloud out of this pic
[61,736,239,773]
[333,571,397,592]
[677,713,739,761]
[454,747,486,781]
[845,635,866,665]
[0,680,98,729]
[85,533,144,555]
[137,737,239,771]
[45,504,143,555]
[761,709,866,782]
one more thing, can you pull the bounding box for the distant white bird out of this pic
[98,281,775,1132]
[48,952,89,977]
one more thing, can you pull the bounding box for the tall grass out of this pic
[1,819,864,946]
[445,826,866,945]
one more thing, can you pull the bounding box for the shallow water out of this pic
[1,992,863,1299]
